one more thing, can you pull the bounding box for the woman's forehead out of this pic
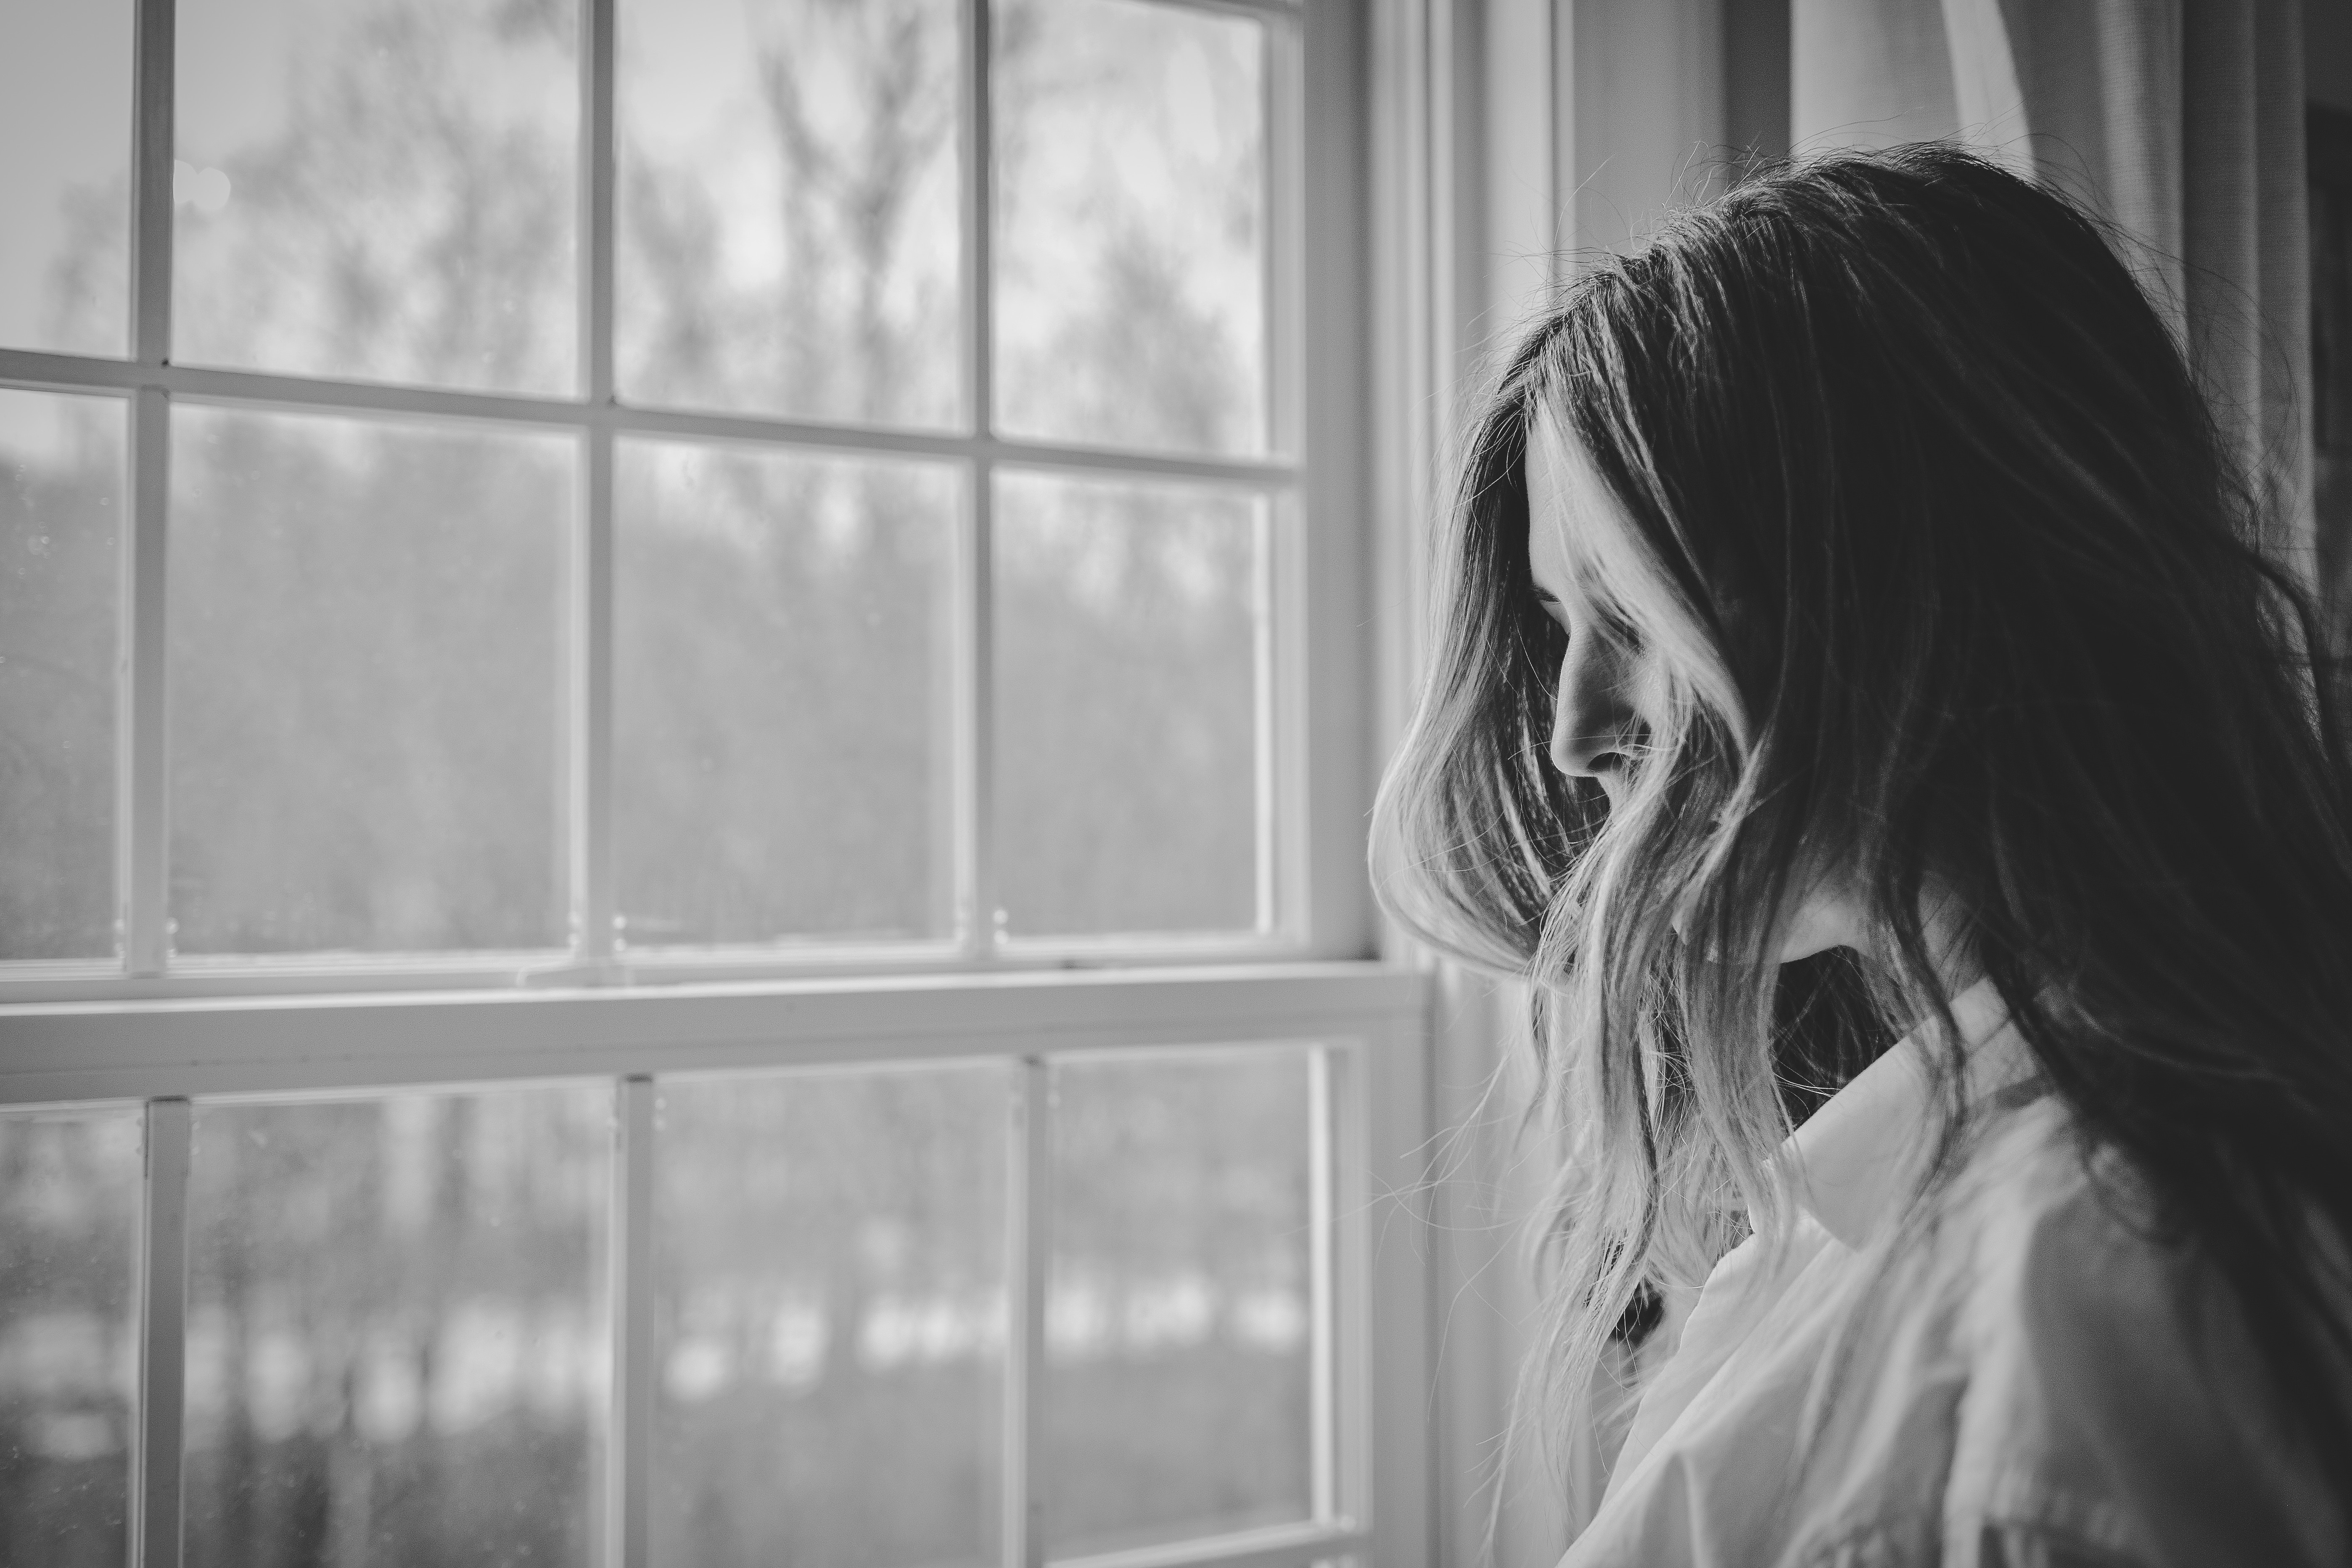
[1524,407,1624,596]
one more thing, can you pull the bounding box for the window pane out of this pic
[994,0,1267,455]
[0,1106,142,1565]
[0,392,122,962]
[617,0,962,428]
[617,444,956,947]
[994,471,1261,937]
[184,1086,610,1568]
[0,1,130,356]
[653,1066,1005,1568]
[170,406,569,957]
[174,0,579,394]
[1048,1048,1316,1554]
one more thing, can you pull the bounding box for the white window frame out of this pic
[0,2,1439,1567]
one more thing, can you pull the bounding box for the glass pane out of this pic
[653,1066,1006,1568]
[617,444,956,947]
[617,0,962,427]
[174,0,578,394]
[0,0,130,355]
[170,406,569,956]
[0,392,122,962]
[994,0,1267,455]
[184,1085,610,1568]
[0,1106,142,1564]
[994,471,1261,937]
[1048,1047,1316,1554]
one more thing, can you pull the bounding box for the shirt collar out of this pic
[1779,976,2034,1249]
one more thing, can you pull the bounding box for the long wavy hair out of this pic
[1374,145,2352,1505]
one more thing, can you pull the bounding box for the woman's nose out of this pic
[1549,635,1638,777]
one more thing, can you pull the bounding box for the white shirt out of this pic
[1560,979,2349,1568]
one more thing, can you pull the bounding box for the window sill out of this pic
[0,958,1430,1105]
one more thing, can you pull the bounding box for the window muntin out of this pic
[0,0,1308,986]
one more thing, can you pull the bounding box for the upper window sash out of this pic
[0,0,1375,1000]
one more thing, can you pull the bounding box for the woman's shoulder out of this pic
[1907,1094,2350,1566]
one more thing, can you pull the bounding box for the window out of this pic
[0,3,1429,1567]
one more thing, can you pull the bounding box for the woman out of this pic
[1375,145,2352,1563]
